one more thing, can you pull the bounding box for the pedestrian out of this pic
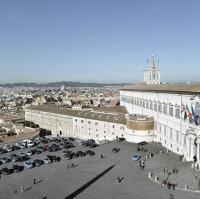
[71,162,74,168]
[164,168,166,173]
[20,185,24,192]
[116,176,120,184]
[167,182,171,189]
[33,177,36,185]
[172,182,175,190]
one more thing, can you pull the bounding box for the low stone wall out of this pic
[126,120,154,130]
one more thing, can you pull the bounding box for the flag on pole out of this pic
[186,104,190,114]
[191,105,196,119]
[184,111,187,120]
[195,115,200,125]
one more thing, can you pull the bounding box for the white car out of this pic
[22,140,35,147]
[43,156,51,164]
[25,151,32,156]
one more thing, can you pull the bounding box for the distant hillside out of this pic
[0,81,128,88]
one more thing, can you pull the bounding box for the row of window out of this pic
[74,119,125,130]
[157,123,186,146]
[121,96,180,118]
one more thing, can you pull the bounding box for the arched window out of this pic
[146,101,149,109]
[163,104,167,114]
[154,102,158,111]
[158,103,162,113]
[175,107,180,118]
[150,102,153,110]
[169,106,174,116]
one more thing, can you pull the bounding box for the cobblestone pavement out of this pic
[0,140,200,199]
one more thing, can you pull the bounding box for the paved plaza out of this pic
[1,139,200,199]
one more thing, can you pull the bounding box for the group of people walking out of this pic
[161,180,177,190]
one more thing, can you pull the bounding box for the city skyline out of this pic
[0,0,200,83]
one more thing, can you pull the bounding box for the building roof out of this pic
[120,83,200,94]
[26,105,126,124]
[93,106,128,114]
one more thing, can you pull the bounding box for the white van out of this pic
[22,140,35,147]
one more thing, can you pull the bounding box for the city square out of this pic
[1,138,200,199]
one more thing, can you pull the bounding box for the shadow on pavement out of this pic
[65,162,118,199]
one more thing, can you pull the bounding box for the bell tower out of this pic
[143,55,160,85]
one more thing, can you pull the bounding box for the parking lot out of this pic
[1,137,200,199]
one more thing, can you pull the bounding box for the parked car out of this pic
[3,145,12,152]
[43,156,51,164]
[33,159,44,167]
[1,167,13,175]
[117,137,125,142]
[25,151,33,156]
[15,156,29,162]
[86,150,95,156]
[132,154,141,161]
[63,153,73,160]
[12,145,21,151]
[24,160,35,169]
[0,149,8,154]
[12,165,24,172]
[68,137,75,141]
[0,157,11,163]
[47,155,61,162]
[112,148,120,153]
[90,143,98,148]
[77,151,86,157]
[138,141,148,146]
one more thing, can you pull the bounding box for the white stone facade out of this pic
[73,117,125,143]
[25,106,155,144]
[120,89,200,166]
[25,109,73,137]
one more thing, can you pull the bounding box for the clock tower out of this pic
[143,55,160,85]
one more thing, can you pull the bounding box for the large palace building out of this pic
[25,55,200,168]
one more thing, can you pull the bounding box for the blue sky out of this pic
[0,0,200,83]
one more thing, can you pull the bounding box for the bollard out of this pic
[155,176,159,182]
[185,184,188,190]
[148,172,152,178]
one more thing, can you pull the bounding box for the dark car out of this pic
[87,139,95,144]
[68,137,75,141]
[112,148,120,153]
[15,156,29,162]
[0,157,11,163]
[0,149,8,154]
[33,159,44,166]
[63,153,73,160]
[49,155,61,162]
[12,146,21,151]
[117,137,125,142]
[12,165,24,172]
[1,167,13,175]
[77,151,86,157]
[90,143,98,148]
[47,155,61,162]
[138,141,148,146]
[86,150,95,156]
[35,149,43,154]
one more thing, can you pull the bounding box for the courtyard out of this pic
[0,139,200,199]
